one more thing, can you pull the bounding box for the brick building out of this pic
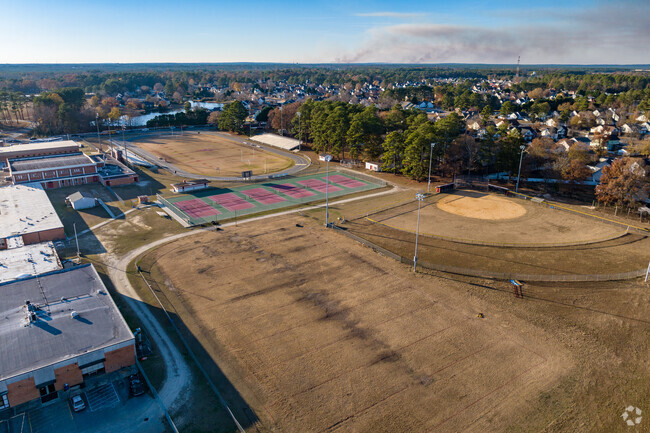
[8,152,139,189]
[0,141,80,165]
[9,153,101,188]
[0,265,135,414]
[0,184,65,250]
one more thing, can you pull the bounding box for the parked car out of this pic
[128,374,145,396]
[71,395,86,412]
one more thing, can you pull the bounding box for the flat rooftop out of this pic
[251,133,300,151]
[0,183,64,239]
[0,264,134,381]
[0,242,62,283]
[0,140,79,156]
[9,153,93,172]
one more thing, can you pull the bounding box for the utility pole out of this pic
[516,56,520,80]
[95,113,102,152]
[427,143,435,192]
[516,145,526,193]
[413,193,425,272]
[122,125,127,164]
[324,154,332,227]
[297,111,302,151]
[73,223,80,258]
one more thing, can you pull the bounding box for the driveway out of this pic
[11,380,165,433]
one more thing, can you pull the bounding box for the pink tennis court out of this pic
[241,188,287,205]
[297,179,342,193]
[164,171,383,226]
[328,174,367,188]
[269,183,316,199]
[174,198,221,218]
[207,193,255,211]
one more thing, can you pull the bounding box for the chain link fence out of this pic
[332,225,647,282]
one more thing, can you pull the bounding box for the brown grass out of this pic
[133,133,293,177]
[134,216,576,433]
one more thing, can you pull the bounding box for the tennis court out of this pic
[161,171,384,225]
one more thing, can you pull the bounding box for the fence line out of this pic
[332,226,647,282]
[137,270,246,433]
[455,175,649,235]
[156,194,197,226]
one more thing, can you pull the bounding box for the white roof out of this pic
[0,140,79,156]
[0,242,61,283]
[0,183,64,239]
[251,133,300,151]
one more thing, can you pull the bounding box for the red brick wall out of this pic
[104,345,135,373]
[104,176,137,186]
[7,377,40,407]
[21,227,65,245]
[83,166,97,174]
[54,363,83,390]
[29,172,43,181]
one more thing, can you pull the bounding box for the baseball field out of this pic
[132,133,294,177]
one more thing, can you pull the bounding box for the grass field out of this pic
[132,133,294,177]
[366,189,626,246]
[134,216,576,433]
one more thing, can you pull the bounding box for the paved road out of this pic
[111,130,311,181]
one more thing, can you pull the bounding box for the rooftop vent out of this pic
[71,311,78,319]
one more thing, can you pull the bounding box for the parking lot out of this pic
[1,378,166,433]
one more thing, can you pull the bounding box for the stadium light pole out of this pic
[122,125,127,163]
[427,143,436,192]
[413,193,425,272]
[516,145,526,193]
[324,154,332,227]
[297,111,302,151]
[95,113,102,152]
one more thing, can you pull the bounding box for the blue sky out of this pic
[1,0,648,64]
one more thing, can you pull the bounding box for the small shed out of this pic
[65,192,97,210]
[171,179,209,193]
[365,162,381,172]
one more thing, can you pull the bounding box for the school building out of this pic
[0,265,136,414]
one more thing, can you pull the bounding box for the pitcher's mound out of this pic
[437,191,526,220]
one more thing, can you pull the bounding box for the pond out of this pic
[114,100,223,126]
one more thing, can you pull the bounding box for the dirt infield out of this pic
[137,216,570,432]
[132,134,293,177]
[371,190,625,245]
[437,190,526,220]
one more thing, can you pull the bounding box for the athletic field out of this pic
[132,133,294,177]
[162,171,383,225]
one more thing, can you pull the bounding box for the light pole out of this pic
[95,113,102,152]
[324,154,332,227]
[413,193,425,272]
[122,125,127,163]
[297,111,302,151]
[427,143,436,192]
[516,145,526,193]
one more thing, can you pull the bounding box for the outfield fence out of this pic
[332,225,647,282]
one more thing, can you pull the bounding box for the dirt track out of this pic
[138,216,571,432]
[133,133,292,177]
